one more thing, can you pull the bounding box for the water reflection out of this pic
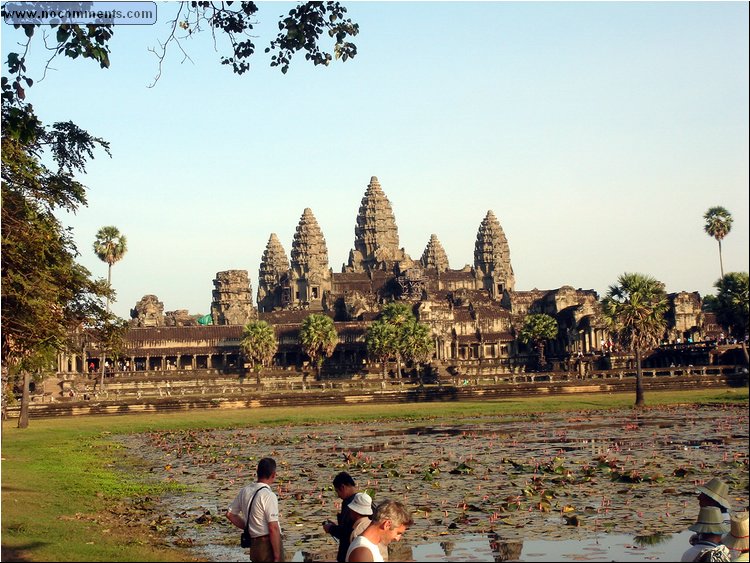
[634,532,673,546]
[488,532,523,561]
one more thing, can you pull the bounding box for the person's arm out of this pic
[226,510,245,530]
[347,546,374,562]
[268,520,283,562]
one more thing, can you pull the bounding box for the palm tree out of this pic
[601,273,668,407]
[365,320,396,380]
[299,313,338,378]
[240,320,278,384]
[704,207,733,278]
[400,319,434,384]
[93,226,128,313]
[518,313,558,370]
[712,272,749,364]
[380,302,415,378]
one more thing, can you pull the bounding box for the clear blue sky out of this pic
[3,1,748,319]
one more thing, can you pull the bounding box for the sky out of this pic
[2,1,748,320]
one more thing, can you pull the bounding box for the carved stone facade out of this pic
[210,270,256,326]
[667,291,704,342]
[257,233,289,313]
[287,208,331,311]
[95,174,709,379]
[474,210,515,298]
[421,234,449,273]
[346,176,412,273]
[130,294,165,327]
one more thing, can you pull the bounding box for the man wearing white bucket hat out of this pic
[682,506,731,562]
[722,511,749,562]
[349,493,387,560]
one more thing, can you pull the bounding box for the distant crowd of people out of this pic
[226,459,748,563]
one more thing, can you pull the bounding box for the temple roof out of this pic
[290,208,329,275]
[421,234,449,272]
[349,176,401,269]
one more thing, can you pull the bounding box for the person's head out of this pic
[371,500,413,545]
[333,471,357,499]
[689,506,731,541]
[697,478,731,513]
[257,457,277,482]
[723,511,750,556]
[348,492,373,520]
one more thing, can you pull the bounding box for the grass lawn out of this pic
[2,388,747,562]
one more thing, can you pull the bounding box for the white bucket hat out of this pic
[348,492,373,516]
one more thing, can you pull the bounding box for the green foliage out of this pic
[518,313,558,368]
[712,272,749,338]
[93,225,127,268]
[602,272,669,406]
[704,206,733,277]
[299,313,338,372]
[366,302,433,377]
[241,320,278,372]
[602,273,669,353]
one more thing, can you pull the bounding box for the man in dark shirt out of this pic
[323,472,359,562]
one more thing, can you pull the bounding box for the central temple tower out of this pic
[346,176,410,272]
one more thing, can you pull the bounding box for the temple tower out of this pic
[347,176,409,272]
[257,233,289,312]
[210,270,257,325]
[474,210,515,298]
[289,208,331,310]
[420,234,449,272]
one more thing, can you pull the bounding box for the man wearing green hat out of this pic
[682,506,731,562]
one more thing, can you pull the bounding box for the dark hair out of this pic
[333,471,356,489]
[257,457,276,480]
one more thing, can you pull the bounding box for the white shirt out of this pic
[346,535,384,562]
[228,483,280,536]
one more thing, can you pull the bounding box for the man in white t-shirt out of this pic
[346,500,413,562]
[227,457,283,562]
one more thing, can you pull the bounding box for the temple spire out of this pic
[421,234,449,272]
[257,233,289,312]
[474,210,514,295]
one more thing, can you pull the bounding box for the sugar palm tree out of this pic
[400,319,434,384]
[602,273,668,407]
[381,302,415,378]
[518,313,558,370]
[241,320,278,384]
[93,226,127,313]
[703,206,733,278]
[299,313,338,378]
[365,320,396,380]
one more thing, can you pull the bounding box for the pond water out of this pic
[117,404,748,561]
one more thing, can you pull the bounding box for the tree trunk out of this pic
[17,370,30,429]
[396,353,402,379]
[106,262,112,313]
[718,240,724,279]
[381,358,387,380]
[741,341,749,366]
[634,347,645,408]
[537,340,546,370]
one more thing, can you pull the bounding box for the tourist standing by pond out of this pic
[346,500,413,562]
[681,506,731,562]
[227,457,284,562]
[323,471,361,562]
[723,512,750,562]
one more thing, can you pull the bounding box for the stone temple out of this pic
[59,176,710,377]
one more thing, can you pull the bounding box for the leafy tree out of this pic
[1,1,359,104]
[400,319,434,384]
[241,320,278,384]
[299,313,338,377]
[518,313,558,370]
[1,109,111,427]
[381,302,415,378]
[712,272,749,339]
[93,226,127,313]
[365,320,396,380]
[703,206,733,278]
[601,273,669,408]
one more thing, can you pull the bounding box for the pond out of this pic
[117,403,748,561]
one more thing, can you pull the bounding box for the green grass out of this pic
[2,387,747,562]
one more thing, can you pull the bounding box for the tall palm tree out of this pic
[518,313,558,370]
[93,226,127,313]
[365,320,396,380]
[241,320,278,384]
[380,302,415,378]
[400,319,434,384]
[601,273,668,407]
[299,313,338,378]
[704,207,733,278]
